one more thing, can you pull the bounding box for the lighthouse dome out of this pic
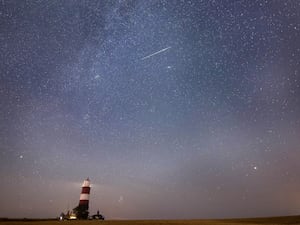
[82,178,90,187]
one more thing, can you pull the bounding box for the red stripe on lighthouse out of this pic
[81,187,90,194]
[79,200,89,205]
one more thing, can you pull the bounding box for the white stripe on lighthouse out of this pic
[80,193,90,200]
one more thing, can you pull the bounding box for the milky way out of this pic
[0,0,300,219]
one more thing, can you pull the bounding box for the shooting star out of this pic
[141,46,171,60]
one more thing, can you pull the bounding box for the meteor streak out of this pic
[141,46,171,60]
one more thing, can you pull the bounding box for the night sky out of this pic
[1,0,300,220]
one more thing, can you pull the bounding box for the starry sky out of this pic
[1,0,300,220]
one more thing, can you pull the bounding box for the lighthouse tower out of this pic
[74,178,91,219]
[79,178,91,208]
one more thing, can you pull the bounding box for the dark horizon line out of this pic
[1,214,300,221]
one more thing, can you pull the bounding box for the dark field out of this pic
[1,216,300,225]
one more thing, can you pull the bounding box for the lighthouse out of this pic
[73,178,91,219]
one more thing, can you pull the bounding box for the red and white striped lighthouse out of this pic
[74,178,91,219]
[79,178,91,207]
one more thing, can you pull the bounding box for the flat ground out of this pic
[1,216,300,225]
